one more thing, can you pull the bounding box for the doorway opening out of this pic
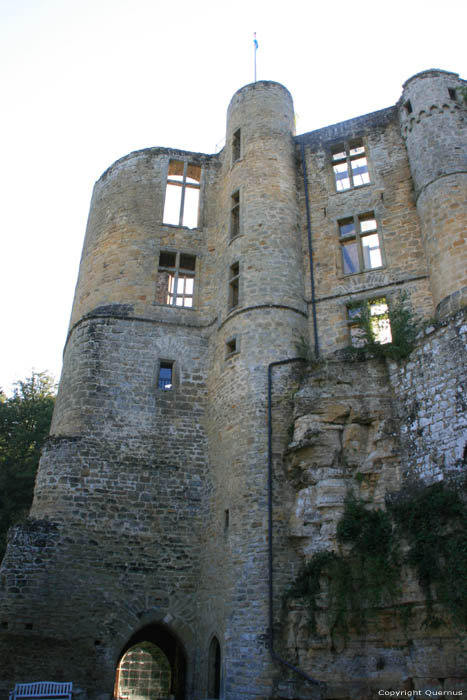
[115,623,186,700]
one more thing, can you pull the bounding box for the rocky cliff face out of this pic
[276,312,467,699]
[287,358,400,555]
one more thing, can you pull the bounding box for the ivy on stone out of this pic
[287,483,467,644]
[387,479,467,626]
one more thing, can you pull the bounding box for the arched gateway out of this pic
[114,624,186,700]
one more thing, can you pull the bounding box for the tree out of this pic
[0,371,56,558]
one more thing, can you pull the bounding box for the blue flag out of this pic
[254,33,258,50]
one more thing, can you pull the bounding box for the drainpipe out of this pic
[267,357,325,693]
[299,140,320,359]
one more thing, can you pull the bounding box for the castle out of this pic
[0,69,466,700]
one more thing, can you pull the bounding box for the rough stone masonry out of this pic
[0,69,466,700]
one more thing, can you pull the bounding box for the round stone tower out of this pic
[399,69,467,316]
[23,144,214,696]
[200,81,307,698]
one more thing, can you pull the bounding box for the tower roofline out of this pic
[227,79,293,111]
[97,146,216,185]
[402,68,460,90]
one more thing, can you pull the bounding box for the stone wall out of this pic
[389,309,467,482]
[297,106,434,357]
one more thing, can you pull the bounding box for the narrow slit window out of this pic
[158,361,174,390]
[163,160,201,229]
[228,262,240,310]
[230,191,240,240]
[157,251,196,307]
[232,128,241,163]
[339,212,383,275]
[404,100,413,115]
[332,141,370,191]
[225,338,237,357]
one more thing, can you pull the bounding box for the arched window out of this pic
[115,641,171,700]
[207,636,221,699]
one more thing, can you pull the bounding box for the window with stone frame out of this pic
[230,190,240,240]
[228,262,240,310]
[332,140,370,192]
[156,251,196,307]
[339,212,383,275]
[347,297,392,347]
[163,160,201,228]
[158,360,174,390]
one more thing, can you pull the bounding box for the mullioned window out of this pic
[339,212,383,275]
[163,160,201,228]
[156,251,196,307]
[332,141,370,192]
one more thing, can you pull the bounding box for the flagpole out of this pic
[254,32,258,82]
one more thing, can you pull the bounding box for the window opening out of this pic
[163,160,201,228]
[332,141,370,191]
[404,100,413,114]
[348,297,392,347]
[158,361,174,390]
[208,637,221,699]
[230,190,240,239]
[157,251,196,307]
[339,212,382,275]
[116,642,171,700]
[232,128,241,163]
[448,88,457,100]
[224,509,230,529]
[228,262,240,310]
[225,338,237,358]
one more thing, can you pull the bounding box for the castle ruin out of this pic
[0,68,466,700]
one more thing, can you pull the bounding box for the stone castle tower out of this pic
[0,69,466,700]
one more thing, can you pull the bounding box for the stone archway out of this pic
[115,623,187,700]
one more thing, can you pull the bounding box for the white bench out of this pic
[9,683,73,700]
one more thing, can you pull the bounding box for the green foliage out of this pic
[388,480,467,626]
[295,334,315,363]
[288,496,399,641]
[0,371,56,559]
[337,496,392,558]
[288,551,350,639]
[347,292,420,361]
[287,483,467,643]
[384,292,420,360]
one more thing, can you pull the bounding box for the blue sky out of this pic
[1,0,465,392]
